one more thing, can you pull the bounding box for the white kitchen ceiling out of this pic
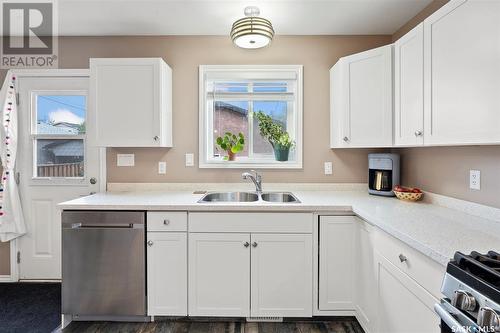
[58,0,433,36]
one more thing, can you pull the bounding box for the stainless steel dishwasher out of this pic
[62,211,146,318]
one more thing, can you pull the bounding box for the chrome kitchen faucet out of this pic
[242,170,262,193]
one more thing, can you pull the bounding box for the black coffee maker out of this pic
[368,153,400,197]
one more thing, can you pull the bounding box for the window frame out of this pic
[30,90,88,184]
[199,65,303,169]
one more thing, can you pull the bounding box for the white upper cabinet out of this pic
[89,58,172,147]
[423,0,500,145]
[394,23,424,146]
[330,45,393,148]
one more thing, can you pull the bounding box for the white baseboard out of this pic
[0,274,15,282]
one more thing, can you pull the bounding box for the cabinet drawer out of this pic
[374,229,445,298]
[147,212,187,232]
[189,213,313,233]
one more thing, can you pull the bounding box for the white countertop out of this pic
[59,189,500,267]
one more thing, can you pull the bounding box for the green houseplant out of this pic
[215,132,245,161]
[254,111,295,162]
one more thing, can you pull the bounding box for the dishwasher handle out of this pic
[69,223,144,229]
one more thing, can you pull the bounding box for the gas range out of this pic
[436,251,500,333]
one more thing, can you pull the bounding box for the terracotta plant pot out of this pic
[227,151,236,161]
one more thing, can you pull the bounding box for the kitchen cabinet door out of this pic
[318,216,355,310]
[330,45,393,148]
[89,58,172,147]
[394,23,424,146]
[147,232,187,316]
[188,233,250,317]
[354,220,377,333]
[424,0,500,145]
[250,233,312,317]
[376,253,439,333]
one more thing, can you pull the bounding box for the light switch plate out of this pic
[470,170,480,190]
[324,162,333,175]
[158,161,167,174]
[117,154,135,167]
[185,153,194,167]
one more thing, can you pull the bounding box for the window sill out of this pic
[199,160,302,169]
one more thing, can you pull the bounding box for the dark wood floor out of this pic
[62,317,364,333]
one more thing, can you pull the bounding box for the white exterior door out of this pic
[250,233,312,317]
[394,23,424,146]
[147,232,187,316]
[188,233,250,317]
[16,75,101,280]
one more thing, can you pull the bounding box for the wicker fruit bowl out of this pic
[393,186,423,202]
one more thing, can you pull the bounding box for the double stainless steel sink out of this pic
[198,191,300,203]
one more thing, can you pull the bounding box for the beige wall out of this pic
[56,35,391,183]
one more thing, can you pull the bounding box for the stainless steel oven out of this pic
[62,210,146,317]
[435,251,500,333]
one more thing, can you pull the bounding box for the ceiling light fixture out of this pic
[230,6,274,49]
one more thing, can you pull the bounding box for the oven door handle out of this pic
[434,302,471,333]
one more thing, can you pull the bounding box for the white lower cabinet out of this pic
[188,233,251,317]
[354,220,377,333]
[250,234,312,317]
[188,231,312,317]
[375,253,439,333]
[147,232,187,316]
[318,216,355,310]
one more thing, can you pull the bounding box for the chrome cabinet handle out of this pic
[163,219,170,226]
[399,254,408,263]
[252,242,258,248]
[414,130,423,137]
[153,135,159,142]
[244,242,250,248]
[147,240,153,247]
[343,136,349,142]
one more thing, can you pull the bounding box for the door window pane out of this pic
[253,101,288,155]
[36,95,86,135]
[213,101,249,157]
[36,139,84,177]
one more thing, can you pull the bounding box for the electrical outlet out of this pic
[117,154,135,167]
[158,161,167,174]
[324,162,333,175]
[470,170,480,190]
[185,153,194,167]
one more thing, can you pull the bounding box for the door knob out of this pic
[399,254,408,263]
[252,242,258,248]
[153,136,159,142]
[414,130,423,137]
[243,242,250,248]
[89,177,97,185]
[147,240,153,247]
[343,136,349,142]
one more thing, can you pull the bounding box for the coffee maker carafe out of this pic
[368,153,400,196]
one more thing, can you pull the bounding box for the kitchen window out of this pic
[199,65,303,168]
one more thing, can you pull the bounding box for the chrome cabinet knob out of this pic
[478,307,499,331]
[163,219,170,226]
[414,130,423,137]
[153,135,159,142]
[252,242,258,248]
[343,136,349,142]
[89,177,97,185]
[452,290,477,311]
[147,240,154,247]
[399,254,408,263]
[243,242,250,248]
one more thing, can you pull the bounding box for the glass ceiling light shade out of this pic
[231,6,274,49]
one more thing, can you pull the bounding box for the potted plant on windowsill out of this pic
[215,132,245,161]
[254,111,295,162]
